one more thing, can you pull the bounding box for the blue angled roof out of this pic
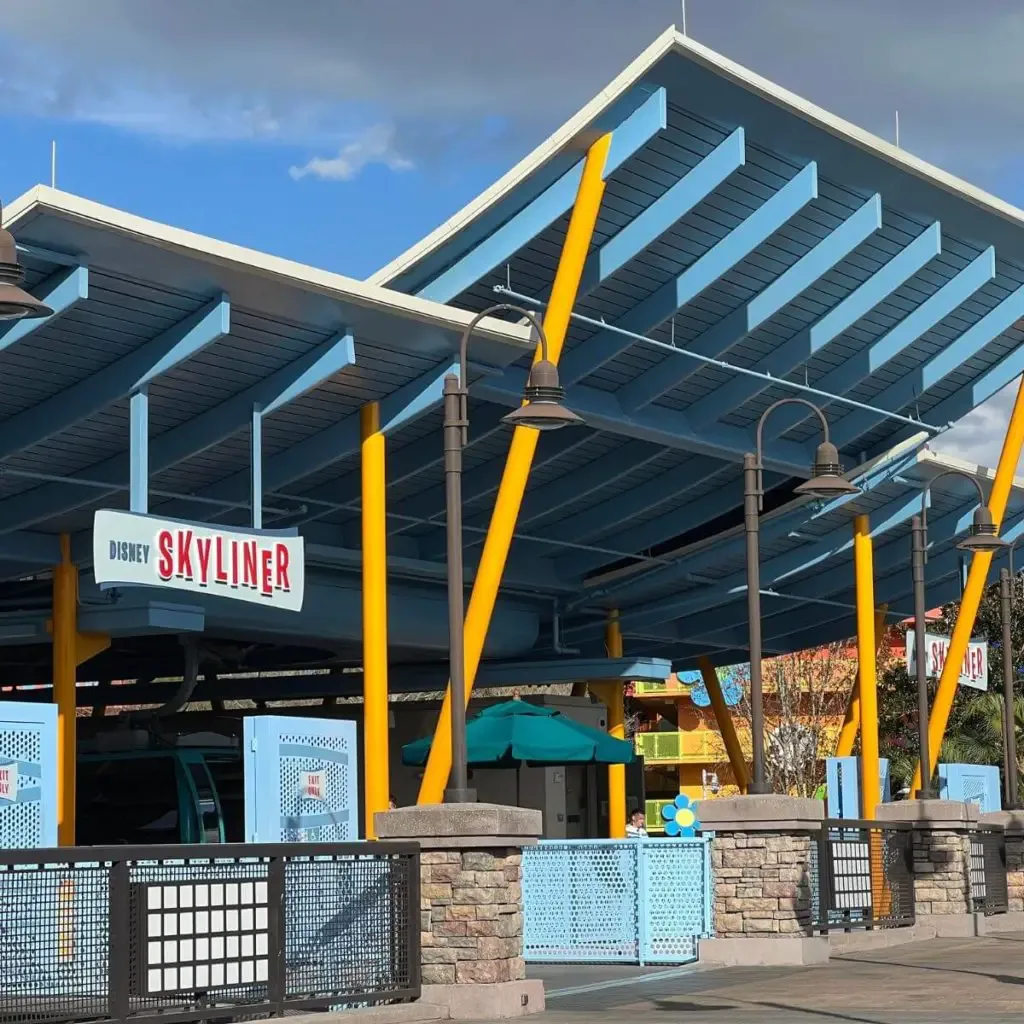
[1,28,1023,690]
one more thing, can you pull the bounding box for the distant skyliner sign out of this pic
[905,630,988,691]
[93,510,305,612]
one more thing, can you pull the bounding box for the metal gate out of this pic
[243,715,359,842]
[521,838,711,964]
[0,701,58,848]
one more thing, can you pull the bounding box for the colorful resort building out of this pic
[633,646,864,831]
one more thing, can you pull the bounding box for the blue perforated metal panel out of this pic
[939,763,1001,813]
[638,838,711,963]
[243,716,359,842]
[522,838,710,965]
[0,701,58,848]
[826,757,891,818]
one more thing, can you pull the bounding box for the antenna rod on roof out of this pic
[50,140,57,188]
[895,110,900,148]
[680,0,687,34]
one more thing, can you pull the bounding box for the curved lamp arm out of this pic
[920,468,988,544]
[753,396,832,507]
[457,303,550,388]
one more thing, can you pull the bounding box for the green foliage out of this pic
[879,574,1024,792]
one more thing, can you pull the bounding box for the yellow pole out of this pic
[605,612,627,838]
[853,515,880,818]
[361,402,390,837]
[911,374,1024,795]
[417,132,612,804]
[53,534,77,846]
[835,604,888,758]
[697,656,749,793]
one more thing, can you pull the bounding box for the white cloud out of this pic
[931,381,1024,472]
[289,124,414,182]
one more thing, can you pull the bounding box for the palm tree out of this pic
[940,692,1024,784]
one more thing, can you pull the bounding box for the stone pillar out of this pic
[698,795,828,966]
[375,803,543,1019]
[980,809,1024,918]
[876,799,979,936]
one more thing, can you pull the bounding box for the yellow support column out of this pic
[853,516,880,819]
[361,402,390,837]
[697,657,749,793]
[604,612,626,838]
[912,374,1024,795]
[417,132,612,804]
[53,534,77,846]
[835,604,888,758]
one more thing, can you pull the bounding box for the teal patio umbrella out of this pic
[401,699,635,767]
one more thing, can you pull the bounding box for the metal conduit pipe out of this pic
[127,636,202,721]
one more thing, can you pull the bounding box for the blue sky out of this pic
[2,0,1024,462]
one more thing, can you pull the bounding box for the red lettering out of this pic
[243,541,257,588]
[275,543,290,592]
[215,536,228,584]
[230,539,239,588]
[196,538,212,586]
[176,530,194,579]
[261,547,273,597]
[157,530,174,580]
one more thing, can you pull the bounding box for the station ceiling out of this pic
[2,27,1024,691]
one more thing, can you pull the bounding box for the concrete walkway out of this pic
[527,935,1024,1023]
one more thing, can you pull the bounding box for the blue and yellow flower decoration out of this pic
[678,666,744,709]
[662,794,701,837]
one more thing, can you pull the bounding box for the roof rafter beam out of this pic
[401,428,593,549]
[764,247,995,442]
[0,295,229,462]
[558,129,746,385]
[474,368,819,475]
[417,86,667,303]
[0,328,354,534]
[832,276,1024,448]
[555,161,818,387]
[599,486,975,637]
[553,464,783,580]
[433,438,669,562]
[294,403,511,516]
[0,264,89,355]
[618,193,882,412]
[687,222,943,428]
[260,331,355,417]
[563,443,923,622]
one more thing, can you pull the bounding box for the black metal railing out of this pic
[970,827,1009,915]
[0,841,420,1024]
[813,820,915,932]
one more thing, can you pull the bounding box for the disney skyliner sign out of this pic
[92,509,305,611]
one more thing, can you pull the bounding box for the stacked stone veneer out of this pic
[712,831,815,937]
[701,795,823,940]
[419,847,525,985]
[878,800,977,919]
[375,801,543,1017]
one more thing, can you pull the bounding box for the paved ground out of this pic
[527,935,1024,1023]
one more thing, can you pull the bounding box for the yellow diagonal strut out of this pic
[911,374,1024,796]
[417,133,612,804]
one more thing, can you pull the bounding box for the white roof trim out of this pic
[374,26,1024,289]
[4,185,534,349]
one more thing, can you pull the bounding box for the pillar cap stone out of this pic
[697,794,824,832]
[374,802,543,848]
[875,799,978,829]
[979,809,1024,833]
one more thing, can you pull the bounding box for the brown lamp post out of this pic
[443,303,583,802]
[744,398,861,793]
[911,472,1006,798]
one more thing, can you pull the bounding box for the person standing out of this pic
[626,809,647,838]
